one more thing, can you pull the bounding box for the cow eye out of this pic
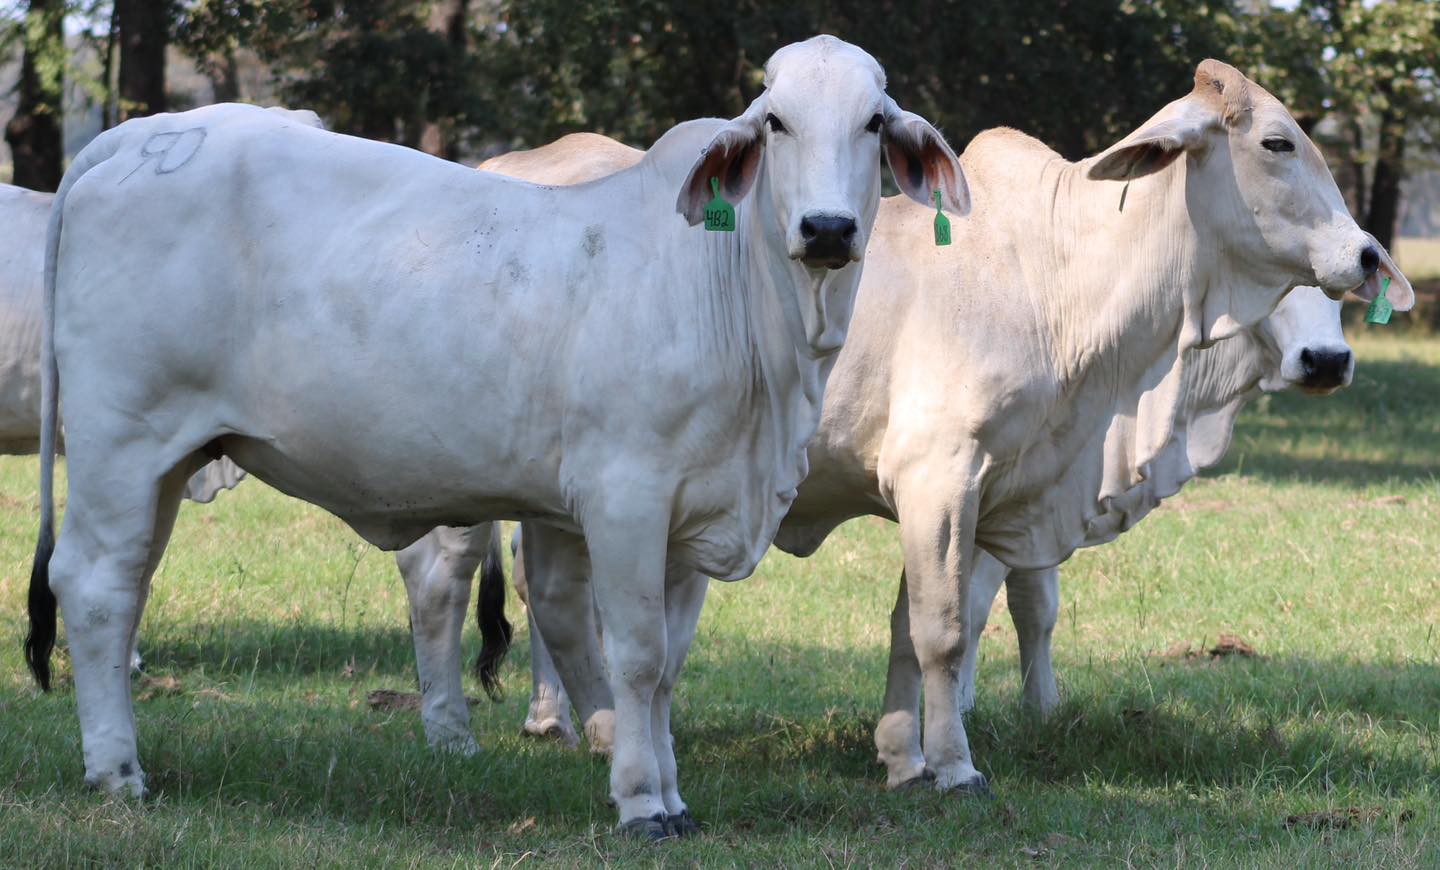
[766,113,787,134]
[1261,137,1295,153]
[866,113,883,134]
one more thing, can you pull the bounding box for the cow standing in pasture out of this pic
[480,284,1357,751]
[463,60,1412,795]
[23,36,969,836]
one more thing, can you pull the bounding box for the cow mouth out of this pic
[802,255,852,271]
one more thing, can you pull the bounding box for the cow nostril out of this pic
[800,217,818,241]
[840,220,857,243]
[1299,348,1314,370]
[1359,246,1380,276]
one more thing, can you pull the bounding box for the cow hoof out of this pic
[521,719,580,749]
[942,773,992,799]
[665,810,700,838]
[84,767,146,799]
[615,813,673,841]
[431,734,481,757]
[893,768,937,791]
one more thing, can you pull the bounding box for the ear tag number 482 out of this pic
[1365,277,1393,325]
[933,189,951,246]
[704,177,735,232]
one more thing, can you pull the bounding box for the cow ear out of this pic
[883,97,969,215]
[1088,115,1212,181]
[1354,233,1415,311]
[678,98,766,226]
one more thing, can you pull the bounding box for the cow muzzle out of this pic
[795,212,860,270]
[1293,346,1354,394]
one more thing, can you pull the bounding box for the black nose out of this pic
[800,215,858,269]
[1299,347,1353,390]
[1359,246,1380,276]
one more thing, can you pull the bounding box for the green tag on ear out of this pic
[933,189,951,247]
[1364,277,1393,325]
[704,177,735,232]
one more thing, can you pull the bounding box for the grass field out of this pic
[1,332,1438,867]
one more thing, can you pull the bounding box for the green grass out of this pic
[2,332,1439,866]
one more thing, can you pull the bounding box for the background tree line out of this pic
[2,0,1437,247]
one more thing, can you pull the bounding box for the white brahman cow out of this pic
[462,60,1412,795]
[24,36,968,837]
[0,183,245,499]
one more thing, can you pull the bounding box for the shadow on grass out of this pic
[7,628,1439,831]
[1208,357,1440,486]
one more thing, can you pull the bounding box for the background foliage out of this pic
[2,1,1438,245]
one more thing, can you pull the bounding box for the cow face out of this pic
[1254,285,1353,395]
[1088,60,1412,342]
[678,36,967,354]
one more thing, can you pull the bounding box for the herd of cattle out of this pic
[3,36,1413,838]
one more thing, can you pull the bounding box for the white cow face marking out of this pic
[1255,285,1353,395]
[677,36,967,355]
[1088,60,1413,338]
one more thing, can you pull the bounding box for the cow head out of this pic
[677,36,967,354]
[1088,60,1412,344]
[1253,285,1353,395]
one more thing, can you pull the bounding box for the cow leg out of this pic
[874,571,927,788]
[522,523,616,755]
[896,470,988,795]
[1006,566,1061,715]
[395,524,488,754]
[511,535,581,747]
[653,569,707,833]
[48,452,195,797]
[583,506,672,836]
[958,549,1009,712]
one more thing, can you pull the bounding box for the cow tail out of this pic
[474,523,513,700]
[25,128,126,691]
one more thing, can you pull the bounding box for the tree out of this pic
[117,0,171,119]
[5,0,66,191]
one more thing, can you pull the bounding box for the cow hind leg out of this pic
[48,451,196,797]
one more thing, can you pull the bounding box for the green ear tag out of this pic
[1364,277,1393,325]
[933,189,951,246]
[704,177,735,232]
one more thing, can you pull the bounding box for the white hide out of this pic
[0,183,245,499]
[31,36,966,834]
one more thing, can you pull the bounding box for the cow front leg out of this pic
[653,569,707,835]
[895,469,988,795]
[522,523,616,756]
[509,535,581,747]
[1006,566,1061,715]
[958,549,1009,713]
[395,524,490,754]
[875,571,927,788]
[583,504,672,838]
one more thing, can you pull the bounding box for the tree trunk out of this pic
[207,51,242,104]
[1366,107,1405,250]
[4,0,65,191]
[419,0,469,158]
[117,0,169,120]
[102,2,120,129]
[1346,116,1367,219]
